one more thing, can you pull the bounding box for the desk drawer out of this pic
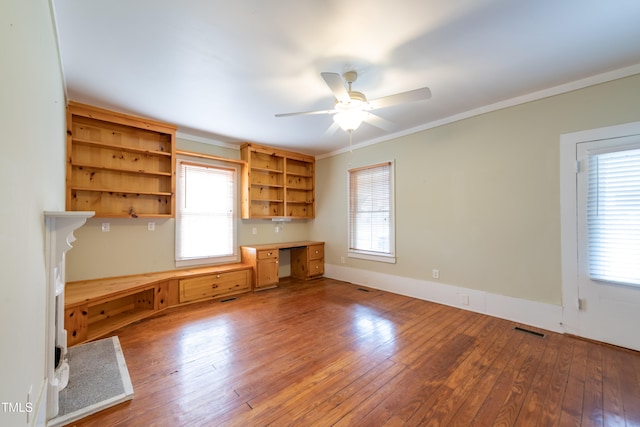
[309,259,324,277]
[179,270,250,303]
[258,249,278,260]
[308,244,324,260]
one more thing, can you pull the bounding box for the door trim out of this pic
[559,121,640,337]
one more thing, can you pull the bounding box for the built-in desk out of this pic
[241,241,325,290]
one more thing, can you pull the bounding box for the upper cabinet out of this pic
[66,102,176,218]
[240,143,315,219]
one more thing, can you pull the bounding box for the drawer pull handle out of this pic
[212,284,219,289]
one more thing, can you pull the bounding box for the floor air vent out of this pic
[514,326,545,338]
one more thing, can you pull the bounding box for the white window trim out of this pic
[175,155,239,267]
[347,160,396,264]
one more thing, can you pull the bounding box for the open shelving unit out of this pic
[66,102,177,218]
[241,143,315,219]
[86,287,156,341]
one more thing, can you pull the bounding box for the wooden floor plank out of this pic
[67,278,640,427]
[602,346,628,426]
[469,331,547,426]
[622,350,640,425]
[296,358,407,426]
[558,338,587,427]
[389,316,497,425]
[535,333,575,426]
[513,333,562,427]
[409,317,506,426]
[581,342,605,427]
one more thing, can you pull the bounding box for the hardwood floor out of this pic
[69,278,640,426]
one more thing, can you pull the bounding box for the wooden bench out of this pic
[64,264,252,346]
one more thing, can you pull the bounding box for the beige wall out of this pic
[311,74,640,306]
[1,0,67,422]
[66,138,312,281]
[67,75,640,303]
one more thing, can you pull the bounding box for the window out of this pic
[175,158,237,266]
[348,161,395,263]
[587,147,640,286]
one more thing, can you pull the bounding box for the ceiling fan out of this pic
[275,71,432,135]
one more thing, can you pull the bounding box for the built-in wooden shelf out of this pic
[241,143,315,219]
[66,102,176,218]
[71,162,173,176]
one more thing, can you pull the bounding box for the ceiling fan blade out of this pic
[368,87,432,110]
[363,112,398,132]
[321,72,351,103]
[275,109,335,118]
[324,121,340,137]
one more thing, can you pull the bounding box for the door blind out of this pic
[587,148,640,286]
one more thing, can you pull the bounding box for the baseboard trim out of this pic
[325,264,564,334]
[33,379,47,427]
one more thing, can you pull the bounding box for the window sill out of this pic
[176,255,239,268]
[348,251,396,264]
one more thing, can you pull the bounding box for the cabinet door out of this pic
[256,259,279,289]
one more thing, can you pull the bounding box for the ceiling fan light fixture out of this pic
[333,109,367,131]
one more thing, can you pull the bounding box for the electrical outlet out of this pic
[432,269,439,279]
[147,221,155,231]
[101,223,110,232]
[341,256,345,264]
[461,294,470,305]
[252,227,257,235]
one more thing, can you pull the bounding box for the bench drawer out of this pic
[179,270,250,303]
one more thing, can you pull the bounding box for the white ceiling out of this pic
[52,0,640,156]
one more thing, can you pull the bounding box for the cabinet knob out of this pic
[315,250,319,254]
[212,284,218,289]
[315,265,319,269]
[267,251,272,256]
[216,274,221,278]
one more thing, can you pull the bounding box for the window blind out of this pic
[176,161,235,262]
[587,148,640,286]
[348,162,393,257]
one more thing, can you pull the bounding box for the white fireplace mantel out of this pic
[44,211,94,420]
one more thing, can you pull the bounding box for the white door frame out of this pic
[559,120,640,337]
